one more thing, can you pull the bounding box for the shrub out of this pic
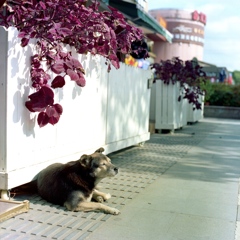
[207,83,240,107]
[151,57,206,110]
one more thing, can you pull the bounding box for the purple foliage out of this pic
[130,40,149,59]
[0,0,146,127]
[37,104,63,128]
[151,57,206,110]
[51,76,65,89]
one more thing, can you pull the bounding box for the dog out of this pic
[36,147,120,215]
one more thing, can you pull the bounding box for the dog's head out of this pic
[79,147,118,179]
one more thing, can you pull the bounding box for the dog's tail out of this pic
[10,180,38,197]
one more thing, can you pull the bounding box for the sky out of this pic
[147,0,240,71]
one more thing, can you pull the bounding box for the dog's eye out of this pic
[92,163,99,168]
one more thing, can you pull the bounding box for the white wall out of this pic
[154,42,203,62]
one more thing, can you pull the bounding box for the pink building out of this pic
[149,9,207,62]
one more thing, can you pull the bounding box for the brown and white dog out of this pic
[36,147,120,215]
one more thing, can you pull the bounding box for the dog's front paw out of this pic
[104,193,111,200]
[109,207,120,215]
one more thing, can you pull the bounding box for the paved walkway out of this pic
[1,118,240,240]
[89,118,240,240]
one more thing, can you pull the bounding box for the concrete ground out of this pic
[88,118,240,240]
[1,118,240,240]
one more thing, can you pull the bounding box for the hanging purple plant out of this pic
[0,0,147,127]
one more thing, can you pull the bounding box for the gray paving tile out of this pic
[167,214,236,240]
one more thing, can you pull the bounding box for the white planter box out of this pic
[0,27,151,191]
[151,80,187,131]
[187,95,204,123]
[149,80,156,123]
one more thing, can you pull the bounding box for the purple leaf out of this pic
[21,38,29,47]
[57,27,72,37]
[46,104,63,125]
[39,1,46,10]
[48,28,56,35]
[25,86,54,112]
[53,103,63,114]
[75,73,86,87]
[109,54,120,69]
[67,69,79,81]
[51,75,65,88]
[65,57,85,74]
[51,60,65,74]
[18,32,26,38]
[37,112,50,128]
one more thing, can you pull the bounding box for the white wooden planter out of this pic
[0,27,152,192]
[150,80,187,132]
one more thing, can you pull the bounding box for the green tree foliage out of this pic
[232,71,240,85]
[205,83,240,107]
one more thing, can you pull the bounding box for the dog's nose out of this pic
[114,167,118,173]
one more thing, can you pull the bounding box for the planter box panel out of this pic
[187,95,204,123]
[55,54,107,153]
[149,82,156,122]
[187,107,203,123]
[161,81,170,125]
[0,27,7,173]
[125,65,140,138]
[155,81,187,131]
[106,64,151,144]
[180,98,188,127]
[106,63,126,143]
[128,65,151,137]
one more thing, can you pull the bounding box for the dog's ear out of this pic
[95,147,104,153]
[79,154,92,168]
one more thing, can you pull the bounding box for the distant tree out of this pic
[232,71,240,85]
